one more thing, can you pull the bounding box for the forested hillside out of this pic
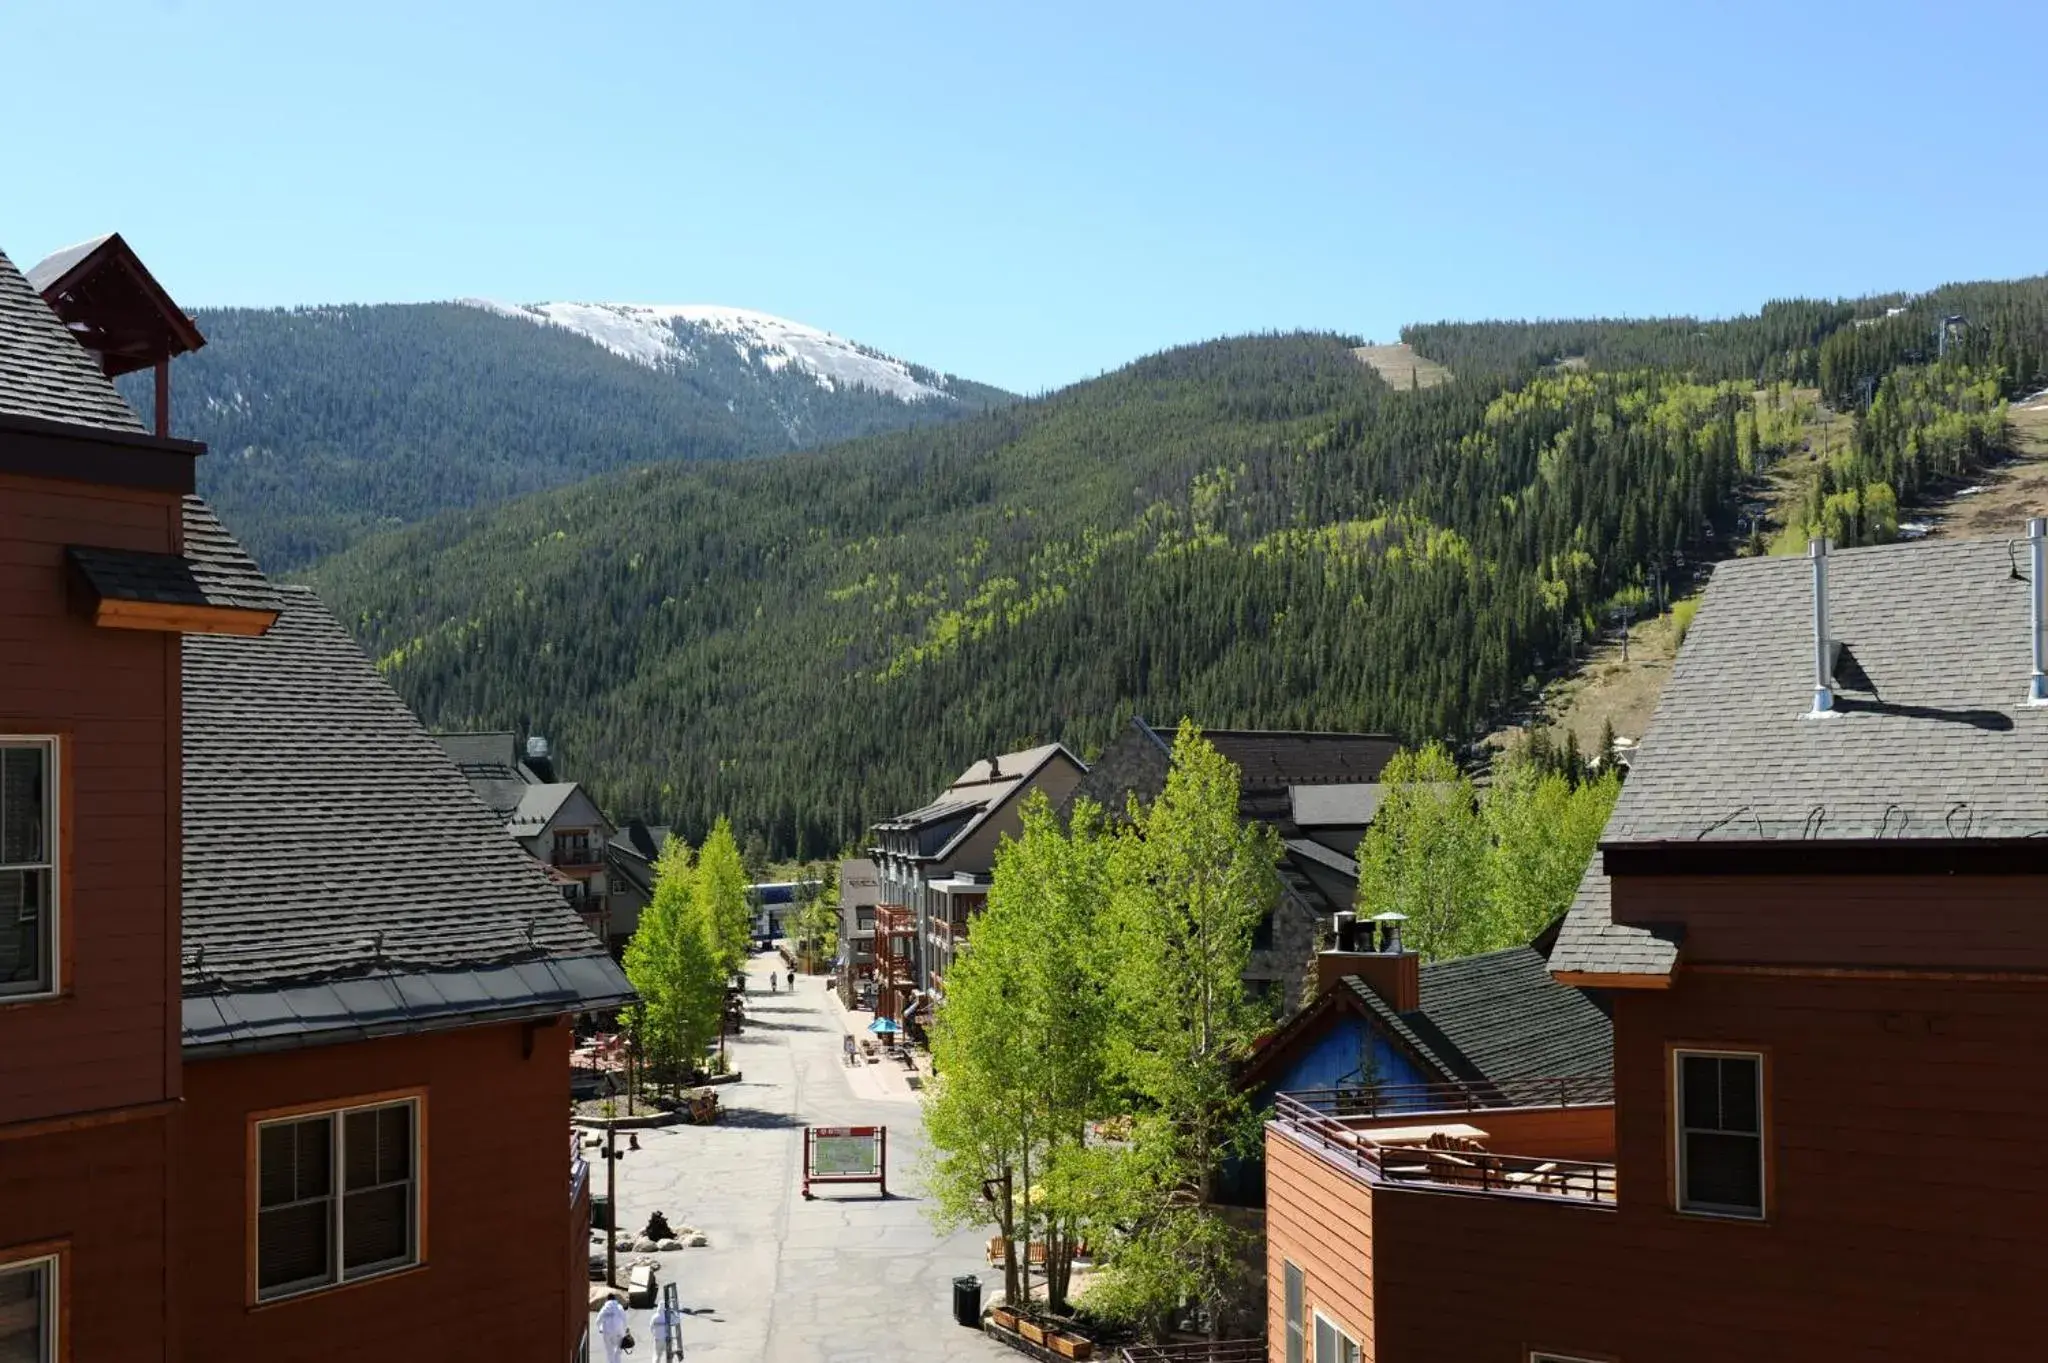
[123,302,1010,569]
[307,276,2048,857]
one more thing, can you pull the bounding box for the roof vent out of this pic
[1807,538,1840,719]
[526,735,551,761]
[2030,518,2048,707]
[987,753,1002,779]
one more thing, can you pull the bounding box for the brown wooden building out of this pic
[0,238,630,1363]
[1266,534,2048,1361]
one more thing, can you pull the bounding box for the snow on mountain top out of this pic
[458,298,951,403]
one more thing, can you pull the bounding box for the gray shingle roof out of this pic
[1609,538,2048,843]
[65,497,283,616]
[875,743,1078,860]
[180,496,282,611]
[1548,863,1685,977]
[0,246,145,433]
[1342,946,1611,1083]
[183,586,629,1048]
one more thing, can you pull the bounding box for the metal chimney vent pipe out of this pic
[1808,538,1838,718]
[1370,910,1408,954]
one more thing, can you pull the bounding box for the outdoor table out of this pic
[1353,1122,1490,1147]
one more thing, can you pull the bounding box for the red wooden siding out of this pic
[0,1119,173,1362]
[1285,960,2048,1361]
[176,1020,584,1363]
[0,473,183,1127]
[1612,873,2048,971]
[1265,1126,1374,1362]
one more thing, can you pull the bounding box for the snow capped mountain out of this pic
[459,299,953,403]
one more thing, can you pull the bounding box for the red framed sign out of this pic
[803,1125,887,1198]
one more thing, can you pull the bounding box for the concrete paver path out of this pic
[590,953,1011,1362]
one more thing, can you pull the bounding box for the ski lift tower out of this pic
[1937,314,1968,361]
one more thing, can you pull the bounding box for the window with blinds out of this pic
[256,1098,419,1300]
[1675,1050,1765,1219]
[0,1254,54,1363]
[0,740,56,1000]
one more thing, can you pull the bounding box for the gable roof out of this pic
[0,245,146,433]
[874,741,1080,861]
[1553,533,2048,980]
[27,232,206,377]
[1607,537,2048,845]
[181,586,631,1053]
[509,782,583,835]
[1243,944,1612,1093]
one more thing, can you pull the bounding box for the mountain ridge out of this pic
[123,300,1013,571]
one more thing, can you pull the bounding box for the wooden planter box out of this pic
[990,1307,1020,1332]
[1049,1332,1094,1359]
[1018,1319,1048,1346]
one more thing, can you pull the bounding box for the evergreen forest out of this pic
[301,275,2048,857]
[120,302,1011,570]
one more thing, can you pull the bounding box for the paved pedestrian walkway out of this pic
[590,953,1011,1362]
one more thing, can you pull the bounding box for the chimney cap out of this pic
[1369,910,1408,924]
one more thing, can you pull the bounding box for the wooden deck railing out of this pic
[1271,1088,1617,1205]
[1279,1074,1613,1118]
[1119,1342,1267,1362]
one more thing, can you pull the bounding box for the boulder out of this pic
[657,1238,683,1252]
[632,1237,659,1253]
[687,1233,708,1247]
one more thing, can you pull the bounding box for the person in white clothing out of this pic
[596,1293,630,1363]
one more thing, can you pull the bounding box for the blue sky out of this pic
[7,0,2042,393]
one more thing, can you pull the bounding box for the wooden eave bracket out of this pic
[1551,967,1677,991]
[90,596,280,636]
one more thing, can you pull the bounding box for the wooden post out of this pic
[605,1121,618,1287]
[153,357,170,437]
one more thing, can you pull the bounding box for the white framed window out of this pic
[1312,1310,1360,1363]
[0,738,57,1000]
[1675,1049,1765,1219]
[0,1252,57,1362]
[255,1096,420,1301]
[1283,1261,1305,1363]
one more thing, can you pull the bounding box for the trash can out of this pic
[952,1274,981,1328]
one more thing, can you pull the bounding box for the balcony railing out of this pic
[1120,1343,1267,1363]
[1272,1086,1617,1205]
[1282,1075,1613,1118]
[552,842,601,868]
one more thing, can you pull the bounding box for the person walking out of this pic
[769,973,778,994]
[786,968,796,992]
[597,1293,631,1363]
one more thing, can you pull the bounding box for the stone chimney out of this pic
[1315,910,1419,1011]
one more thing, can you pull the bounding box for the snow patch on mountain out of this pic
[459,299,951,403]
